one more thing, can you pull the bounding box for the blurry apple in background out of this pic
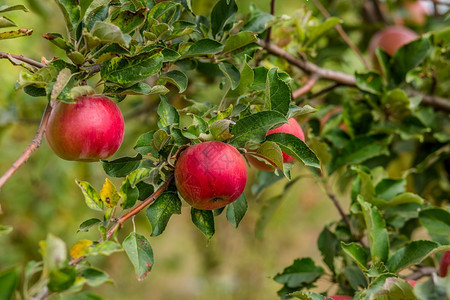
[45,95,125,162]
[174,141,247,210]
[369,26,419,58]
[394,1,428,26]
[328,295,352,300]
[440,251,450,277]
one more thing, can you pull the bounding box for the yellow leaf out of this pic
[100,178,120,208]
[70,239,93,259]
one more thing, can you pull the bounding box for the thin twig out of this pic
[370,0,388,24]
[293,74,320,99]
[70,175,173,266]
[308,83,342,99]
[265,0,276,45]
[0,51,45,68]
[310,0,370,70]
[0,103,52,190]
[259,40,450,112]
[404,266,437,280]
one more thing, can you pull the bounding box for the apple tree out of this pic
[0,0,449,299]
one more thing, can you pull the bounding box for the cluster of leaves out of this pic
[0,0,449,299]
[0,4,32,40]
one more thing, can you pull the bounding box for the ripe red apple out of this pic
[247,118,305,171]
[174,141,247,210]
[328,296,352,300]
[369,26,419,57]
[45,95,125,161]
[439,251,450,277]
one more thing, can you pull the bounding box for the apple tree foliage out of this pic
[0,0,449,299]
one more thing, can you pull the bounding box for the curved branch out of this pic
[0,51,45,68]
[404,266,437,280]
[0,103,52,191]
[293,74,320,99]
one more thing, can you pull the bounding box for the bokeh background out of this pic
[0,0,442,298]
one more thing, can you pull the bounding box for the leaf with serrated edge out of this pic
[76,180,104,211]
[160,70,188,93]
[146,192,182,236]
[226,193,247,228]
[191,208,215,240]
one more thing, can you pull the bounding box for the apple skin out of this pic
[174,141,247,210]
[328,296,352,300]
[405,279,418,287]
[439,251,450,277]
[247,118,305,171]
[369,26,419,57]
[45,95,125,162]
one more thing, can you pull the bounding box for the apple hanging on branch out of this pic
[45,95,125,161]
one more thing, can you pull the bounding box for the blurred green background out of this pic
[0,0,437,298]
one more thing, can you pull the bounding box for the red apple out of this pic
[369,26,419,57]
[174,141,247,210]
[247,118,305,171]
[328,296,352,300]
[405,279,418,287]
[440,251,450,277]
[45,95,125,161]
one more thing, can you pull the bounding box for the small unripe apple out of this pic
[247,118,305,171]
[174,141,247,210]
[45,95,125,161]
[328,296,352,300]
[439,251,450,277]
[369,26,419,57]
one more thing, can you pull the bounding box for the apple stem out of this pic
[0,103,52,192]
[310,0,370,70]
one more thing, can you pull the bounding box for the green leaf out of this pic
[355,71,383,95]
[227,62,254,98]
[223,31,257,53]
[50,68,72,103]
[0,28,33,40]
[363,276,416,300]
[274,258,324,289]
[0,267,20,300]
[317,227,340,274]
[119,168,153,209]
[101,154,142,177]
[160,70,188,93]
[413,276,448,300]
[219,61,240,90]
[253,140,284,171]
[149,1,179,19]
[265,68,291,116]
[226,193,247,228]
[333,134,391,170]
[0,16,16,28]
[146,192,182,236]
[266,133,321,169]
[391,37,431,86]
[90,21,129,46]
[191,208,215,240]
[81,267,109,287]
[111,7,147,34]
[306,17,341,46]
[41,234,67,275]
[134,130,159,158]
[76,180,104,211]
[101,52,163,86]
[77,218,101,232]
[290,291,326,300]
[70,85,95,99]
[60,292,103,300]
[419,208,450,236]
[0,225,13,236]
[0,4,29,13]
[183,39,224,58]
[230,110,287,147]
[157,96,179,128]
[387,240,440,272]
[211,0,237,37]
[358,196,389,263]
[375,178,406,201]
[241,10,273,33]
[123,232,154,281]
[88,241,122,256]
[341,242,369,271]
[48,267,76,292]
[54,0,81,31]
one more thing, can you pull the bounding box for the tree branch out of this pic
[0,103,52,191]
[293,74,320,99]
[70,175,173,266]
[310,0,370,70]
[0,51,45,69]
[258,40,450,112]
[265,0,276,45]
[404,266,437,280]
